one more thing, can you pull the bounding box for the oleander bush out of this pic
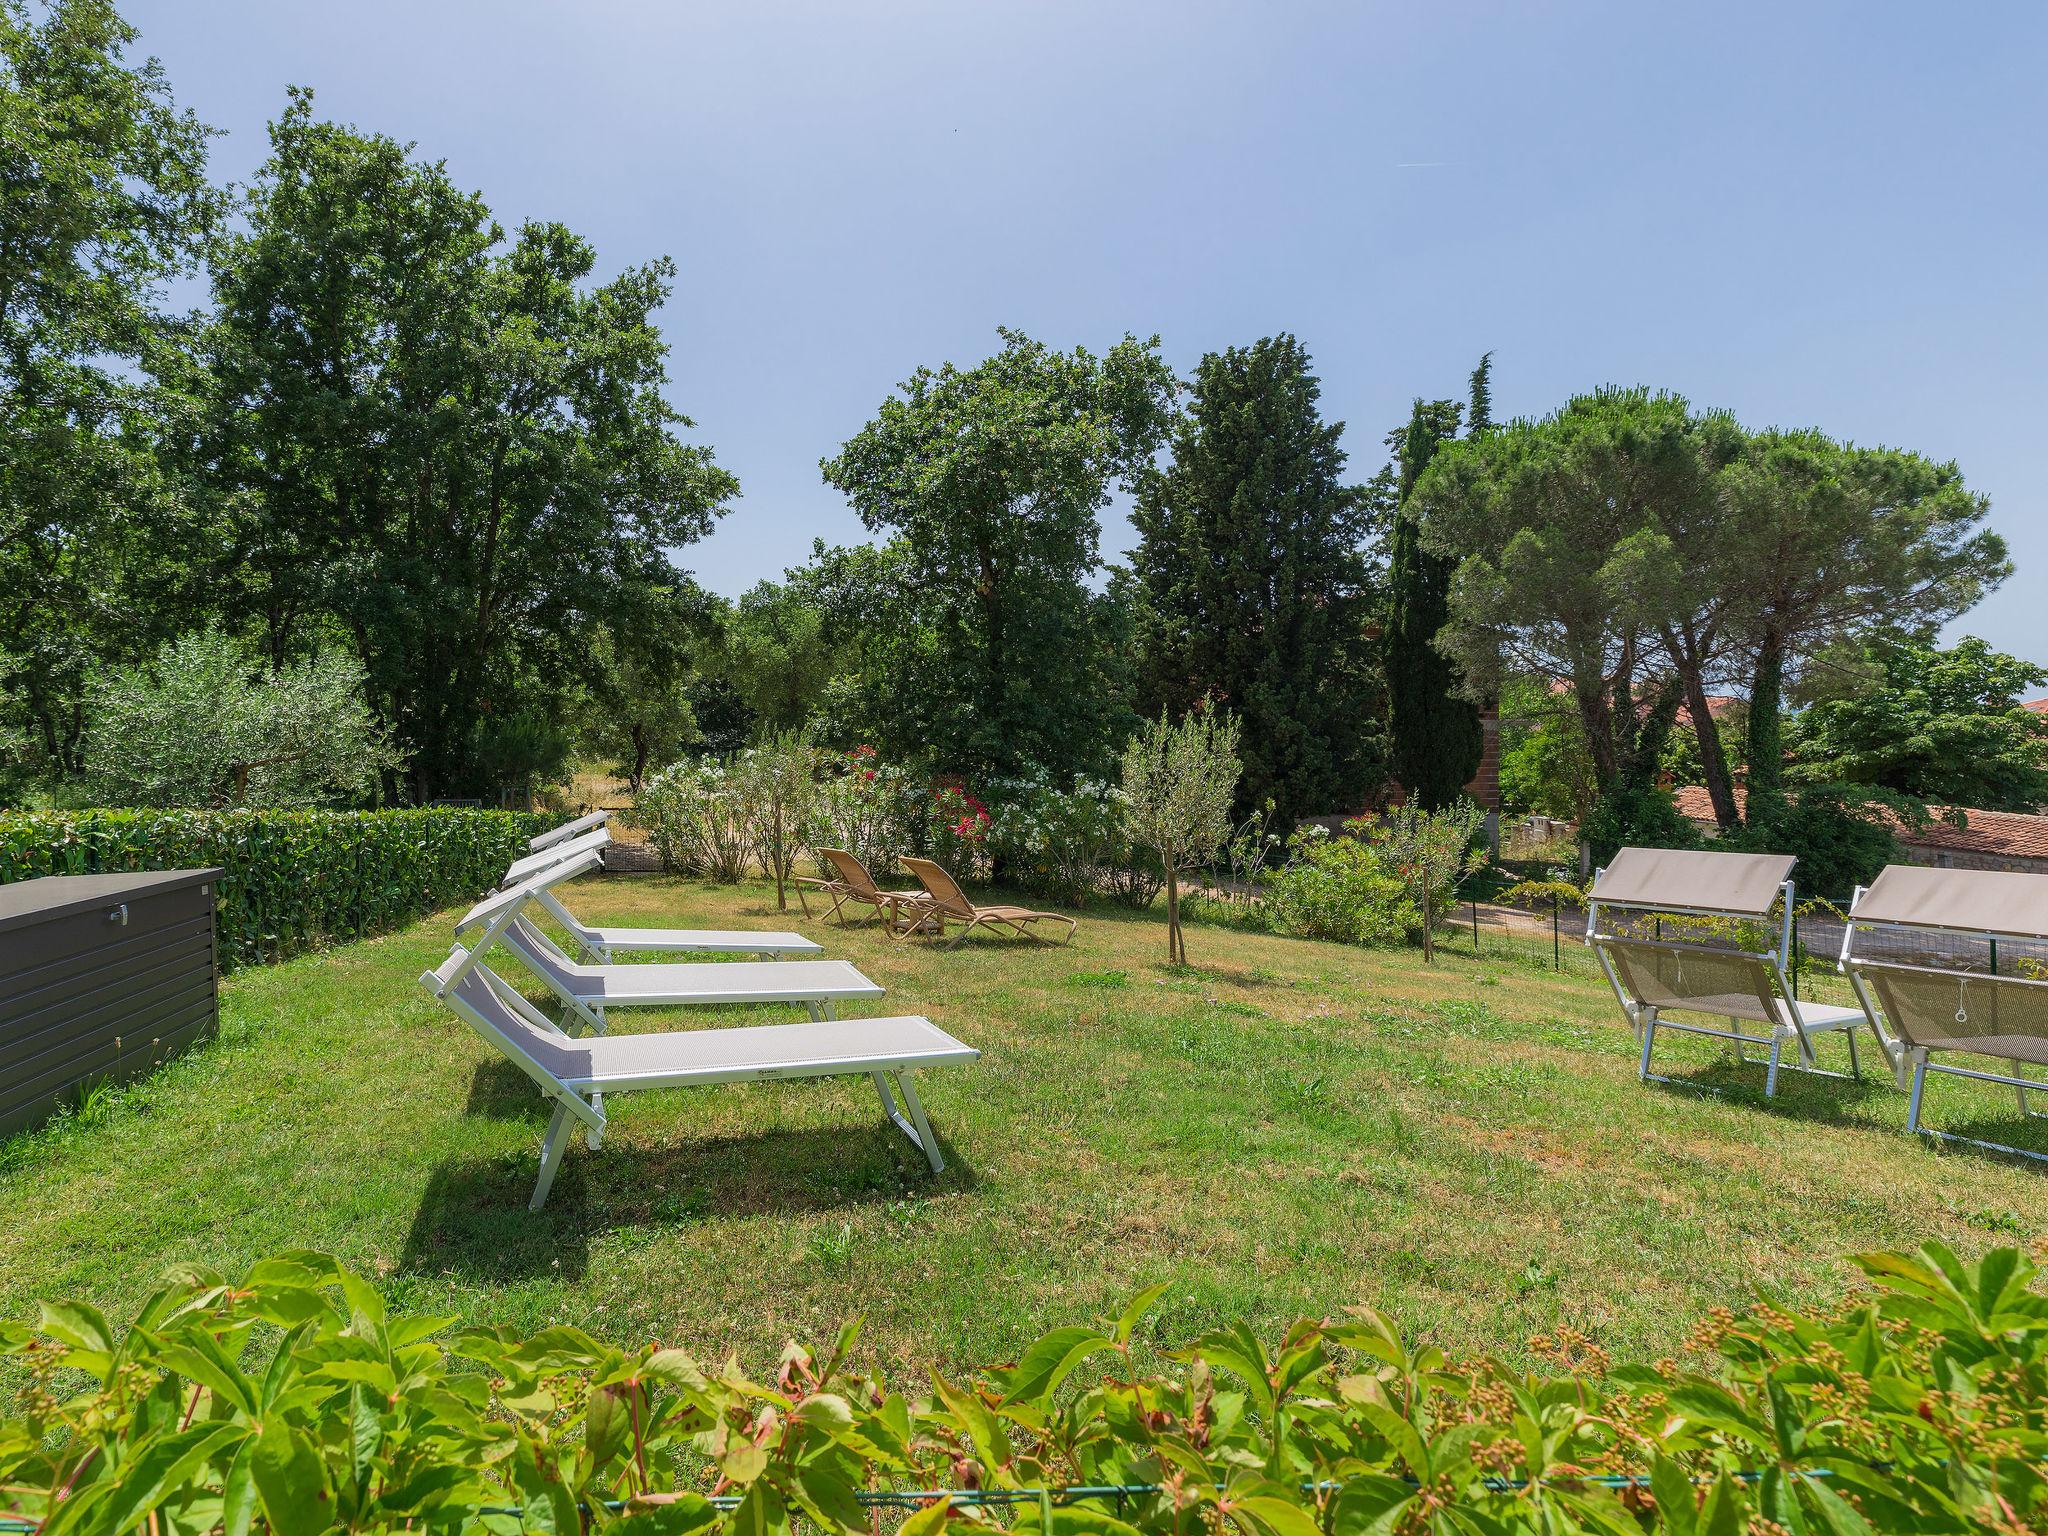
[6,1241,2048,1534]
[0,808,550,970]
[639,759,756,881]
[987,776,1161,910]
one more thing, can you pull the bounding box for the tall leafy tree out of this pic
[1384,359,1489,810]
[0,0,220,774]
[820,328,1176,782]
[1131,335,1378,821]
[1715,431,2005,816]
[1409,388,1714,853]
[1788,636,2047,811]
[199,92,736,798]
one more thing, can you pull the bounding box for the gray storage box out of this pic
[0,869,223,1137]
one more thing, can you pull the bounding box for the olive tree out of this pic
[1119,704,1242,964]
[1369,799,1488,963]
[82,627,396,807]
[735,729,822,911]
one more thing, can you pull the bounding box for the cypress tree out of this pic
[1131,335,1379,822]
[1385,361,1488,809]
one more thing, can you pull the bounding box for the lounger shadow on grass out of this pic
[399,1120,977,1282]
[1643,1055,1896,1124]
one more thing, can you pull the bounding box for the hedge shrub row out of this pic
[0,808,552,970]
[5,1239,2044,1533]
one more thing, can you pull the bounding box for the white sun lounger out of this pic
[490,837,821,962]
[1842,865,2048,1161]
[421,944,977,1209]
[1588,846,1880,1095]
[502,825,612,888]
[457,856,882,1033]
[529,810,610,852]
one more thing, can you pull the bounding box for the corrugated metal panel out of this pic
[0,872,219,1137]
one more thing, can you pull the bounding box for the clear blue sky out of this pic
[130,0,2044,662]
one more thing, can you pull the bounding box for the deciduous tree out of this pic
[1119,703,1242,964]
[1788,636,2047,811]
[199,92,736,799]
[0,0,220,774]
[821,328,1176,782]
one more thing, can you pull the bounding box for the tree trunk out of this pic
[1745,630,1786,817]
[630,723,649,794]
[773,801,788,911]
[1680,669,1741,830]
[1165,866,1182,964]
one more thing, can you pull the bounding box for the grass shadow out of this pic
[1915,1106,2048,1165]
[463,1056,550,1119]
[1646,1054,1897,1125]
[398,1122,977,1282]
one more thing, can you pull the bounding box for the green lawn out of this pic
[4,875,2045,1378]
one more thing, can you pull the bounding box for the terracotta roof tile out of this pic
[1671,784,2048,861]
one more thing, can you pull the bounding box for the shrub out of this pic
[7,1240,2048,1532]
[985,777,1161,909]
[922,779,992,876]
[639,758,754,880]
[808,745,920,875]
[1260,826,1415,945]
[1726,785,1905,904]
[733,731,822,910]
[0,807,547,969]
[81,627,397,809]
[1367,799,1488,961]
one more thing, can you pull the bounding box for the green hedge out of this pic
[0,808,552,970]
[4,1239,2045,1533]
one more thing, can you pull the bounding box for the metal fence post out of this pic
[1552,895,1561,971]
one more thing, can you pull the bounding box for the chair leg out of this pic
[2015,1063,2031,1118]
[1907,1050,1929,1136]
[1846,1026,1862,1081]
[894,1071,945,1173]
[531,1102,575,1211]
[1637,1008,1659,1082]
[1765,1034,1784,1097]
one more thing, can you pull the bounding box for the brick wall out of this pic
[1463,705,1501,811]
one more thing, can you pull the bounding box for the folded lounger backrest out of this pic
[1588,846,1871,1094]
[501,825,611,889]
[1843,865,2048,1157]
[529,810,610,854]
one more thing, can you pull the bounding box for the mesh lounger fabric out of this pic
[1591,847,1794,917]
[1851,865,2048,941]
[1865,965,2048,1068]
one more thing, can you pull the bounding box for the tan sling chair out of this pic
[894,857,1078,948]
[1842,864,2048,1161]
[797,848,921,930]
[1587,846,1880,1095]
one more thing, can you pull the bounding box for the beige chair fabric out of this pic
[1850,865,2048,942]
[1590,847,1795,918]
[1864,964,2048,1069]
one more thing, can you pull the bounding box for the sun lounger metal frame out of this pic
[420,943,976,1209]
[1841,866,2048,1162]
[1587,846,1879,1096]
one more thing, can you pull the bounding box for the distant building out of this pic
[1672,785,2048,877]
